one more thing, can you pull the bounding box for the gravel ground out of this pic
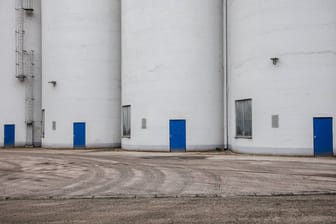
[0,195,335,224]
[0,149,335,223]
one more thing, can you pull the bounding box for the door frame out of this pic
[169,119,187,152]
[73,122,86,149]
[313,117,333,156]
[4,124,15,148]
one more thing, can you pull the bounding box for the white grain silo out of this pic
[122,0,224,151]
[42,0,121,148]
[0,0,42,147]
[227,0,336,156]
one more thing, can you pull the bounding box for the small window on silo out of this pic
[122,105,131,138]
[272,115,279,128]
[235,99,252,138]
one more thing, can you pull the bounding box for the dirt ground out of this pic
[0,149,335,223]
[0,196,335,224]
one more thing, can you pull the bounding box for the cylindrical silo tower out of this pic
[227,0,336,155]
[42,0,121,148]
[122,0,224,151]
[0,0,42,148]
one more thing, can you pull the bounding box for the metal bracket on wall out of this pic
[22,0,34,13]
[48,81,57,87]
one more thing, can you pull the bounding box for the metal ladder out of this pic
[15,0,36,147]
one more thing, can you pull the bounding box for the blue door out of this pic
[314,118,333,156]
[170,120,186,152]
[73,122,86,148]
[4,125,15,147]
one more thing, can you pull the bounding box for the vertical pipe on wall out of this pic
[224,0,229,150]
[25,50,34,146]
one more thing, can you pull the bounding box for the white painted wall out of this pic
[0,0,25,147]
[228,0,336,155]
[42,0,121,148]
[0,0,42,147]
[122,0,224,151]
[1,0,334,154]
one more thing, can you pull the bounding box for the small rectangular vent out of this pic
[142,119,147,129]
[23,0,34,12]
[272,115,279,128]
[52,121,56,131]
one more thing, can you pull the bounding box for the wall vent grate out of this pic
[272,115,279,128]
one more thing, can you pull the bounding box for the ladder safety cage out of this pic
[15,3,25,81]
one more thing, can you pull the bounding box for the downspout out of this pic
[25,50,35,147]
[224,0,229,150]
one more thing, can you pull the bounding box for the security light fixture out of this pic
[48,81,57,87]
[26,120,33,126]
[270,57,279,65]
[16,75,26,81]
[23,0,34,12]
